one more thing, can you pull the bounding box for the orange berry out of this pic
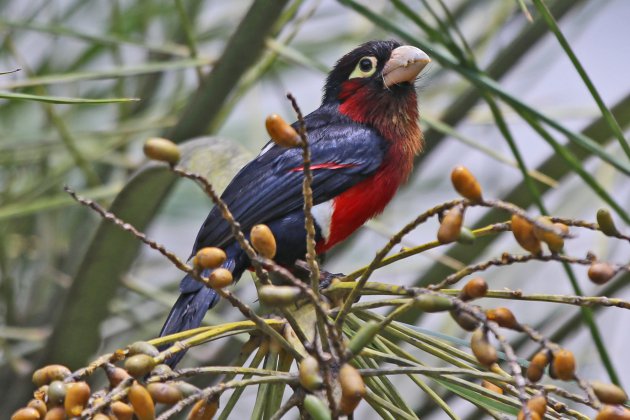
[128,382,155,420]
[533,217,565,253]
[526,394,547,415]
[551,349,576,381]
[437,206,463,244]
[26,400,46,417]
[588,262,616,285]
[208,268,233,289]
[147,382,183,405]
[111,401,134,420]
[339,364,366,415]
[42,407,65,420]
[250,224,277,259]
[451,166,483,202]
[511,215,542,254]
[105,365,131,387]
[596,405,630,420]
[64,381,90,416]
[32,365,71,387]
[265,114,301,147]
[526,350,549,383]
[188,398,219,420]
[486,307,520,330]
[460,278,488,301]
[471,328,497,367]
[11,408,41,420]
[591,381,628,405]
[194,247,227,270]
[481,380,503,394]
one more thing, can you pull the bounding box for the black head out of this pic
[322,40,430,104]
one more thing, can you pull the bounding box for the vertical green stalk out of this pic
[266,349,293,418]
[218,340,269,420]
[252,345,278,420]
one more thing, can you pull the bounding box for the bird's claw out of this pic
[292,260,345,290]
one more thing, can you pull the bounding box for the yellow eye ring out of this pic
[349,56,377,79]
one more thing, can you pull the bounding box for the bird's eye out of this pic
[349,56,377,79]
[359,58,373,72]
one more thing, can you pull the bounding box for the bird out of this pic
[160,40,430,365]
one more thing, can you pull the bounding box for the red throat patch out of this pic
[314,81,423,253]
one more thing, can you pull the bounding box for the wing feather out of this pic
[191,105,387,254]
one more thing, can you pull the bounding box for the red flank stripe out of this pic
[290,162,356,172]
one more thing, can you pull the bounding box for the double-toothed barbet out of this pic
[160,40,430,365]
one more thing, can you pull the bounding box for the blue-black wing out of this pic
[191,103,388,254]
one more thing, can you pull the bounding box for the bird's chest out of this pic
[314,159,406,253]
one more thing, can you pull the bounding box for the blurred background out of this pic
[1,0,629,417]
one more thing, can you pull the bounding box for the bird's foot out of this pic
[292,260,345,290]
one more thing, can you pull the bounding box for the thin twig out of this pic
[270,390,304,420]
[82,376,134,417]
[550,216,630,242]
[286,93,320,292]
[64,186,192,272]
[440,288,630,309]
[429,252,629,291]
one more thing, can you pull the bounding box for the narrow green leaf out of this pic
[0,58,211,89]
[433,376,519,416]
[0,91,139,104]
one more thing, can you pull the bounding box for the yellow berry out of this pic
[143,137,180,165]
[299,356,322,391]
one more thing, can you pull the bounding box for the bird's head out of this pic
[322,40,430,152]
[323,40,430,103]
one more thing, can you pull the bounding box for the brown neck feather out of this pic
[338,83,423,180]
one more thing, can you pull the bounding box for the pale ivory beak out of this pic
[382,45,431,87]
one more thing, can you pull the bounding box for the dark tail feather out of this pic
[159,280,220,367]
